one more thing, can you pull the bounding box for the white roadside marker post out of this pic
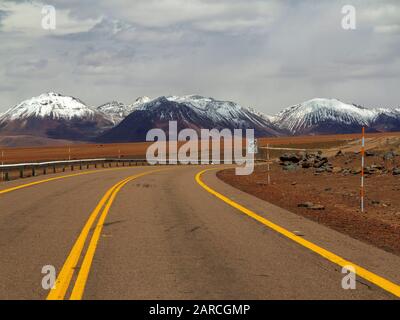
[361,127,365,213]
[1,150,4,181]
[267,143,271,185]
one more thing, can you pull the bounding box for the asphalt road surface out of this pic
[0,165,399,300]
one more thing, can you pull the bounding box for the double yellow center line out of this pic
[47,169,165,300]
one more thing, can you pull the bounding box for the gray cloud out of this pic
[0,0,399,113]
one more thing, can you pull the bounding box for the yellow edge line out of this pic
[0,166,137,196]
[47,168,165,300]
[195,168,400,298]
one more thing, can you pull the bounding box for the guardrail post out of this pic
[43,166,47,175]
[53,165,56,173]
[4,171,9,181]
[20,168,24,178]
[86,163,89,169]
[79,163,82,170]
[32,166,36,177]
[63,166,66,172]
[71,165,74,171]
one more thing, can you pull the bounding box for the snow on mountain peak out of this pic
[134,96,151,104]
[131,94,276,131]
[0,92,97,122]
[97,96,153,124]
[273,98,381,134]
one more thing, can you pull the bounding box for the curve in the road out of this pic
[195,168,400,298]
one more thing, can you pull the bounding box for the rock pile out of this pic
[278,150,400,176]
[279,152,332,173]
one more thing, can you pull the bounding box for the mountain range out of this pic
[0,92,399,146]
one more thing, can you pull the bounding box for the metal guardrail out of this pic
[0,157,265,182]
[0,158,149,182]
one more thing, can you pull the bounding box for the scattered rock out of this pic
[383,151,396,161]
[371,200,380,205]
[351,167,362,175]
[335,150,344,157]
[291,181,297,186]
[298,202,314,208]
[342,168,351,175]
[309,204,325,210]
[324,187,332,192]
[293,230,305,236]
[301,161,313,168]
[280,153,301,163]
[365,151,375,157]
[313,158,328,168]
[364,166,378,175]
[332,167,342,173]
[297,202,325,210]
[393,168,400,176]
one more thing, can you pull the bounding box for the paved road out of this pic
[0,165,399,299]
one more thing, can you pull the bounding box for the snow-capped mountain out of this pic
[272,98,400,135]
[97,96,151,124]
[97,95,281,142]
[0,92,113,140]
[2,93,400,146]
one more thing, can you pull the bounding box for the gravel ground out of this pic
[217,151,400,256]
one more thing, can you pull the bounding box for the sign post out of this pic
[248,138,258,155]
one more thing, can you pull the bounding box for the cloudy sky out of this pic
[0,0,399,114]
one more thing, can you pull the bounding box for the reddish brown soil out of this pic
[2,131,399,164]
[0,142,152,164]
[257,131,400,147]
[217,151,400,256]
